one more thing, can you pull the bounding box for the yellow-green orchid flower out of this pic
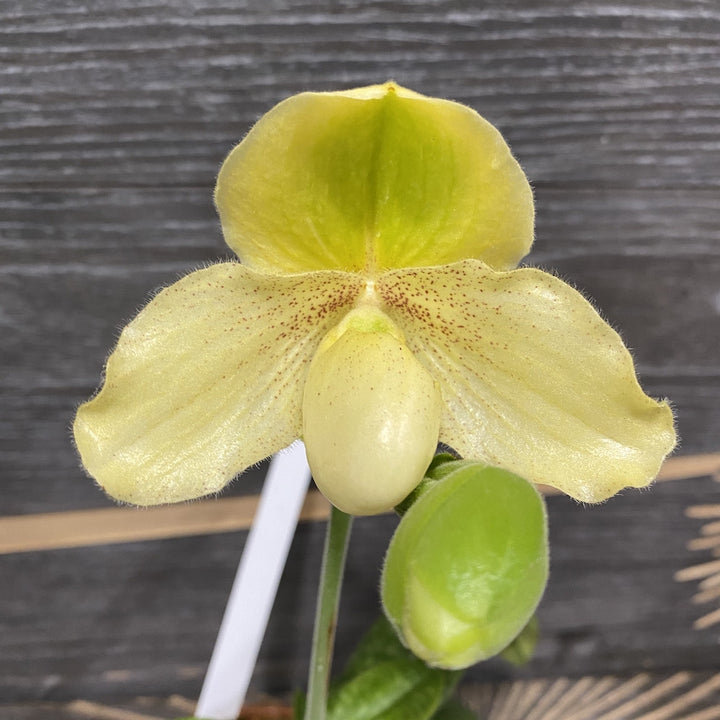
[73,82,676,516]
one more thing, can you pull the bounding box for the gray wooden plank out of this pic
[1,1,718,188]
[0,188,224,267]
[2,185,718,513]
[0,388,270,515]
[11,253,717,387]
[2,250,717,516]
[3,186,718,388]
[2,0,719,707]
[0,700,182,720]
[3,187,719,266]
[0,476,717,703]
[8,670,720,719]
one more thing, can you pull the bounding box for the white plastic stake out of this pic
[196,441,312,720]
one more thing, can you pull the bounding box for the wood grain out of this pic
[2,0,719,713]
[2,453,718,555]
[2,2,719,190]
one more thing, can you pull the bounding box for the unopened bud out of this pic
[382,462,548,668]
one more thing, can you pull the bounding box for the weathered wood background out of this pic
[2,0,719,717]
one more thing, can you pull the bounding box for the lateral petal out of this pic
[378,261,676,502]
[74,264,362,505]
[216,82,533,275]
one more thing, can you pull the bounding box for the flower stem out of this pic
[303,505,353,720]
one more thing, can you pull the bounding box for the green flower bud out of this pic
[381,462,548,669]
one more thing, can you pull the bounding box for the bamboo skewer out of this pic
[0,489,330,555]
[678,490,720,639]
[675,559,720,583]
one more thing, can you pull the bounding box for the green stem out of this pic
[304,505,353,720]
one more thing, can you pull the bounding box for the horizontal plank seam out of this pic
[2,181,719,192]
[0,452,717,555]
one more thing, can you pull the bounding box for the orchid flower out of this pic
[73,82,675,516]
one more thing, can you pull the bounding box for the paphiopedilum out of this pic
[73,82,675,516]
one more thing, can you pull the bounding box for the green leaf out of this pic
[338,615,415,679]
[394,453,463,516]
[327,616,461,720]
[293,689,306,719]
[431,698,478,719]
[500,614,539,666]
[328,661,457,720]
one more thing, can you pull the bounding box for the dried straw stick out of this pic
[2,451,718,555]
